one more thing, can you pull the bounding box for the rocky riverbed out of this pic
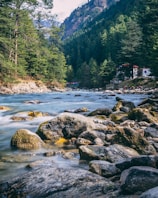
[0,90,158,197]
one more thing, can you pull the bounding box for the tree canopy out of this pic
[0,0,67,84]
[64,0,158,88]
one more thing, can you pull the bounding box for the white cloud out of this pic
[53,0,88,22]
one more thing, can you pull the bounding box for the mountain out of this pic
[62,0,120,39]
[63,0,158,88]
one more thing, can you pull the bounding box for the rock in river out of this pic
[36,112,96,143]
[120,166,158,194]
[0,165,115,198]
[11,129,45,150]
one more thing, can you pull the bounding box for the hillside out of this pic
[62,0,120,39]
[64,0,158,88]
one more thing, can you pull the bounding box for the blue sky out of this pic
[53,0,88,22]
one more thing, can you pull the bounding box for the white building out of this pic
[142,68,151,77]
[133,65,139,79]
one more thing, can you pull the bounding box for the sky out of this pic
[53,0,88,22]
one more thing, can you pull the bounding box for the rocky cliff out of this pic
[62,0,120,39]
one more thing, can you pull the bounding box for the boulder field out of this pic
[1,92,158,197]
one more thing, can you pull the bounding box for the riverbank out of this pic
[0,78,157,95]
[106,77,158,94]
[0,80,65,94]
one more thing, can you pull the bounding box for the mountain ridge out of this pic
[62,0,120,39]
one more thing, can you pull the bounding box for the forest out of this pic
[0,0,158,88]
[0,0,67,85]
[64,0,158,88]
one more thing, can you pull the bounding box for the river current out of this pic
[0,90,147,181]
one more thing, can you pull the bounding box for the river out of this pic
[0,90,147,181]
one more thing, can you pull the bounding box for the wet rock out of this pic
[79,130,106,145]
[128,108,158,123]
[116,96,123,101]
[11,111,50,122]
[115,155,158,171]
[11,129,45,150]
[62,151,76,159]
[0,106,10,111]
[79,145,105,161]
[138,98,158,107]
[10,116,32,121]
[43,151,56,157]
[120,106,131,113]
[113,100,135,112]
[120,120,137,128]
[26,160,46,169]
[89,160,120,178]
[140,186,158,198]
[94,137,105,146]
[110,112,128,124]
[36,113,95,143]
[120,166,158,194]
[144,124,158,138]
[0,166,114,198]
[76,137,92,146]
[104,144,139,163]
[28,111,43,117]
[74,107,89,113]
[111,126,156,154]
[79,144,139,162]
[88,108,112,117]
[24,100,41,104]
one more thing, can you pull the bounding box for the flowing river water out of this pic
[0,90,147,181]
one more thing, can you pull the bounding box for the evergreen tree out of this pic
[120,19,142,65]
[140,0,158,76]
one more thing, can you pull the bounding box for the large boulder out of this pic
[0,165,115,198]
[89,160,120,178]
[110,112,128,124]
[144,124,158,138]
[138,98,158,107]
[78,130,106,146]
[79,144,139,162]
[36,113,104,144]
[115,155,158,171]
[88,108,112,117]
[120,166,158,194]
[128,108,158,123]
[140,186,158,198]
[112,100,135,112]
[11,129,45,150]
[111,126,156,154]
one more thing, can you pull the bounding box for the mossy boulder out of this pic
[113,100,135,112]
[110,112,128,124]
[88,108,112,117]
[36,113,95,143]
[128,108,158,123]
[11,116,33,121]
[28,111,43,117]
[11,129,45,150]
[111,127,156,154]
[79,144,139,162]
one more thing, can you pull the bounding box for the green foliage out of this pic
[64,0,158,88]
[0,0,67,84]
[120,19,142,64]
[139,0,158,76]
